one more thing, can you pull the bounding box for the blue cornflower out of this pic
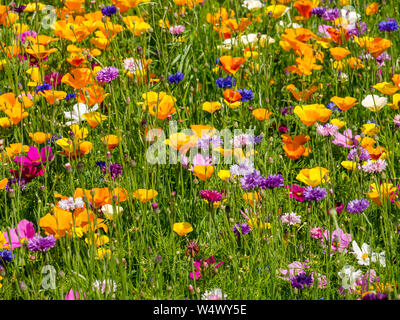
[378,18,399,32]
[326,101,342,112]
[303,186,327,202]
[96,161,106,168]
[48,134,61,145]
[35,83,52,93]
[168,72,184,84]
[65,92,76,101]
[0,250,14,266]
[216,76,236,88]
[238,89,253,102]
[346,198,370,214]
[101,5,117,17]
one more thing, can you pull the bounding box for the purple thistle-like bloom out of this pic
[303,186,327,202]
[261,174,284,189]
[97,67,119,83]
[12,5,27,13]
[362,292,388,300]
[346,198,370,214]
[311,6,326,17]
[322,8,340,21]
[378,18,399,32]
[101,5,117,17]
[232,223,251,241]
[347,147,370,162]
[240,170,265,191]
[290,273,313,290]
[99,162,123,180]
[27,235,56,252]
[200,190,223,203]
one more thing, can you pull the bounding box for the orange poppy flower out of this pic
[252,108,272,121]
[132,189,158,203]
[78,85,108,106]
[29,132,52,144]
[62,68,95,89]
[81,112,107,128]
[330,96,358,111]
[281,134,311,160]
[286,84,318,102]
[365,2,379,15]
[356,37,391,58]
[294,104,332,126]
[101,135,122,150]
[25,45,57,61]
[193,165,214,181]
[223,89,242,103]
[329,47,351,61]
[0,178,8,190]
[218,56,246,75]
[202,101,221,114]
[294,0,317,19]
[243,192,261,205]
[39,90,67,105]
[39,207,73,239]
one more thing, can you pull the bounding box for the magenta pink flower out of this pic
[169,25,185,35]
[3,219,35,249]
[286,184,305,202]
[65,289,85,300]
[190,256,224,280]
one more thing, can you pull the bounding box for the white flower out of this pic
[278,20,302,30]
[201,288,227,300]
[338,265,363,290]
[338,72,348,81]
[352,240,371,266]
[340,8,361,24]
[64,103,99,125]
[371,251,386,267]
[219,33,275,50]
[242,0,264,10]
[101,204,123,220]
[361,95,387,112]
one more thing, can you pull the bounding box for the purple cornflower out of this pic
[168,72,184,84]
[97,67,119,83]
[346,198,370,214]
[362,292,388,300]
[200,190,223,203]
[237,89,253,102]
[322,8,340,21]
[232,223,251,241]
[311,6,326,17]
[347,147,370,162]
[291,273,313,290]
[261,174,283,189]
[240,170,265,190]
[101,5,117,17]
[230,159,255,176]
[303,186,327,202]
[378,18,399,32]
[65,92,76,101]
[27,235,56,252]
[101,162,123,180]
[216,76,236,88]
[12,5,26,13]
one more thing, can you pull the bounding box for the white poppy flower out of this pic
[361,95,387,112]
[64,103,99,126]
[340,8,361,24]
[101,204,123,220]
[242,0,264,10]
[352,240,371,266]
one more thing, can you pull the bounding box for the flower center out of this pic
[362,253,369,260]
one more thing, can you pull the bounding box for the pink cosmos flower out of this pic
[3,219,35,249]
[322,228,352,253]
[331,129,360,149]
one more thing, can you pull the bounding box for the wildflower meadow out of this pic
[0,0,400,302]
